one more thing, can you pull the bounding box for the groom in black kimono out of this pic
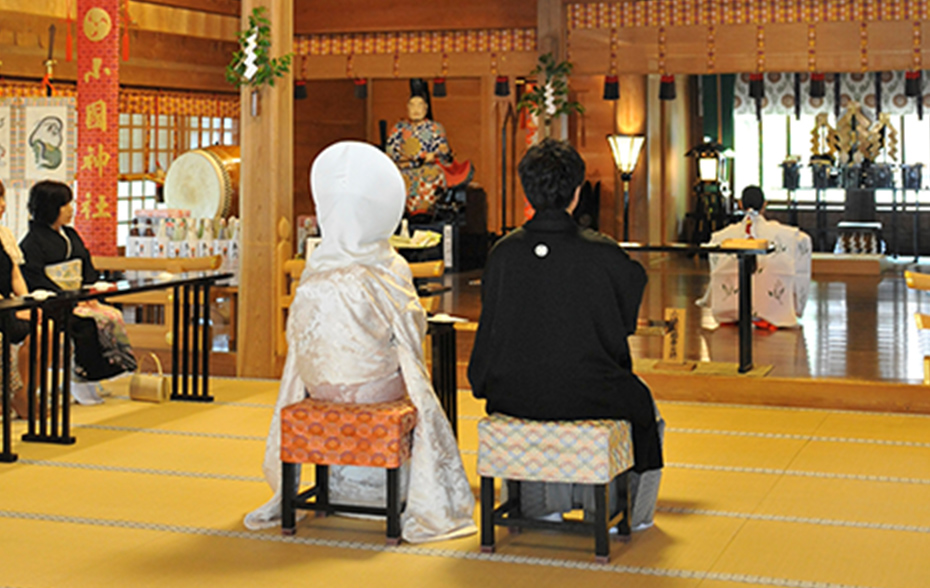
[468,139,663,525]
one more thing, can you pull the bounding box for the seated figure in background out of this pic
[0,180,35,419]
[244,141,475,543]
[19,181,137,403]
[468,139,664,531]
[387,78,452,219]
[698,185,812,329]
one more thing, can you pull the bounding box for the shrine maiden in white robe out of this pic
[698,211,812,328]
[244,141,476,543]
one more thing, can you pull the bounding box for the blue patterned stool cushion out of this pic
[477,414,633,484]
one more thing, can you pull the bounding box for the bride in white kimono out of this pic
[244,141,476,543]
[698,186,812,328]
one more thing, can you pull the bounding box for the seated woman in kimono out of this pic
[698,185,813,329]
[244,141,475,543]
[0,180,36,419]
[19,181,136,402]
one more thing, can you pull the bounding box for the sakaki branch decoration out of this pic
[226,7,293,116]
[517,53,584,138]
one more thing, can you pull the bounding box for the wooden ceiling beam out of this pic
[0,11,236,93]
[293,0,537,34]
[132,0,240,17]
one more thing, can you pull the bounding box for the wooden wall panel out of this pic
[127,29,234,67]
[646,76,691,246]
[568,75,619,239]
[569,21,930,75]
[662,76,691,244]
[134,0,240,16]
[293,0,537,34]
[3,0,237,38]
[292,80,367,218]
[121,29,237,91]
[0,0,68,18]
[127,1,238,40]
[483,80,507,233]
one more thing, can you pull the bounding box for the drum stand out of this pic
[815,187,828,252]
[891,186,899,257]
[913,188,922,262]
[787,188,798,227]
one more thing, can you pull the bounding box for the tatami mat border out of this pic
[86,408,930,450]
[655,398,930,419]
[668,462,930,485]
[0,510,875,588]
[17,459,265,483]
[108,394,274,409]
[655,506,930,535]
[667,428,930,448]
[459,395,930,420]
[9,457,930,551]
[459,412,930,447]
[19,449,930,489]
[105,387,930,423]
[75,423,265,441]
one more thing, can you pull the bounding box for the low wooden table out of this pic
[621,242,773,374]
[1,271,232,463]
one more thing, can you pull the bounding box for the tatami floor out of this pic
[3,376,930,587]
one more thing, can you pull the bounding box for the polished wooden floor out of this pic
[135,252,930,414]
[439,253,930,385]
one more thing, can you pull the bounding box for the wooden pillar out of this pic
[537,0,563,59]
[237,0,293,378]
[537,0,565,140]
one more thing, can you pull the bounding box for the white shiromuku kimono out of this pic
[698,211,812,328]
[244,141,476,543]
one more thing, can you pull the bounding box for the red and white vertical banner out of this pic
[75,0,119,255]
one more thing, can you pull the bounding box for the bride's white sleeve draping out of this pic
[243,350,306,530]
[391,299,477,543]
[245,263,475,540]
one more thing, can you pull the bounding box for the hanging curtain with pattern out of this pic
[734,71,928,119]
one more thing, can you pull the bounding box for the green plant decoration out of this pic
[516,52,585,137]
[226,7,293,89]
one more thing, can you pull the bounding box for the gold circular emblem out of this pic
[83,7,112,42]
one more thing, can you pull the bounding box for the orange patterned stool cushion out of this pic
[281,397,417,468]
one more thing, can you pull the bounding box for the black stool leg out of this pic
[386,467,401,545]
[315,464,329,517]
[593,483,610,564]
[480,476,495,553]
[505,479,522,535]
[282,462,297,535]
[614,471,632,541]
